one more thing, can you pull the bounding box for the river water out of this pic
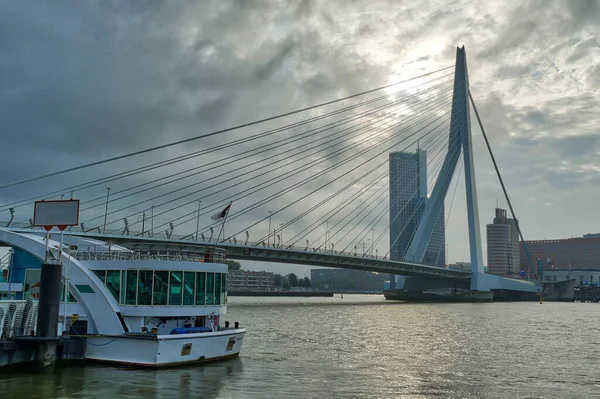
[1,295,599,398]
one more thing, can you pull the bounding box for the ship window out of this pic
[137,270,153,306]
[169,271,183,306]
[92,270,106,284]
[153,271,168,305]
[105,270,121,303]
[59,282,78,302]
[206,272,215,305]
[75,284,95,294]
[215,273,222,305]
[125,270,138,305]
[221,273,227,304]
[195,272,206,305]
[183,271,195,305]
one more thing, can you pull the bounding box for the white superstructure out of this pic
[0,229,245,367]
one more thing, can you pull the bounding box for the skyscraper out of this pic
[487,208,520,276]
[389,150,445,266]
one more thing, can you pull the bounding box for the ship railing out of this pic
[72,248,227,264]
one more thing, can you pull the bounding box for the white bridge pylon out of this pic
[402,46,539,293]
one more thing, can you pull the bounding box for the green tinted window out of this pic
[169,271,183,306]
[206,273,215,305]
[137,270,153,305]
[105,270,121,303]
[91,270,106,284]
[195,272,206,305]
[183,271,195,305]
[60,282,78,302]
[125,270,138,305]
[75,284,95,294]
[215,273,222,305]
[153,271,168,305]
[221,273,227,304]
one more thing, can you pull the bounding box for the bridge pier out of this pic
[384,289,493,302]
[391,276,470,292]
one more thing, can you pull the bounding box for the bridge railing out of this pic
[2,222,388,259]
[2,222,454,267]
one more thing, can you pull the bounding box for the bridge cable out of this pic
[242,104,453,245]
[344,129,459,256]
[0,66,454,191]
[385,115,466,260]
[346,127,457,257]
[297,122,452,252]
[77,84,455,218]
[76,87,453,228]
[105,96,454,233]
[222,113,453,242]
[78,83,455,213]
[468,91,536,278]
[433,152,463,266]
[1,75,454,212]
[395,140,463,262]
[365,119,466,257]
[181,109,452,241]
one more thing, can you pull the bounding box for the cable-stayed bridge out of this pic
[0,47,542,297]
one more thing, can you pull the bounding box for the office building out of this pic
[389,150,445,266]
[486,208,520,277]
[520,234,600,272]
[228,270,275,292]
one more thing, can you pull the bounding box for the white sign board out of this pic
[33,200,80,228]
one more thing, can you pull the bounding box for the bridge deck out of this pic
[3,229,470,280]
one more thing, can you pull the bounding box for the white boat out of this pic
[0,229,245,367]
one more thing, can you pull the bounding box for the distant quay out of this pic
[228,291,333,297]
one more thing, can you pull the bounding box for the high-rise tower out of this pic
[487,208,520,276]
[389,150,445,266]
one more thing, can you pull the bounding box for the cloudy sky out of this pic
[1,0,599,277]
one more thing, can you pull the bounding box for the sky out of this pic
[0,0,599,277]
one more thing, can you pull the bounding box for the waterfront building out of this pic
[520,234,600,272]
[486,208,520,277]
[389,150,445,266]
[543,268,600,286]
[227,270,274,292]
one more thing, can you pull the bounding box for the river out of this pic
[1,295,599,398]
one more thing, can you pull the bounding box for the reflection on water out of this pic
[2,295,600,398]
[1,359,243,399]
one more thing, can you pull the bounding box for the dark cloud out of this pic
[0,0,599,270]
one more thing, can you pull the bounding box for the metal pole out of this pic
[280,223,284,247]
[102,187,111,234]
[325,220,329,252]
[151,206,154,237]
[141,212,146,237]
[7,249,13,298]
[195,200,202,241]
[59,229,67,334]
[44,229,50,263]
[371,228,375,256]
[268,211,272,247]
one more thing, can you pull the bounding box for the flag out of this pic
[211,203,231,221]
